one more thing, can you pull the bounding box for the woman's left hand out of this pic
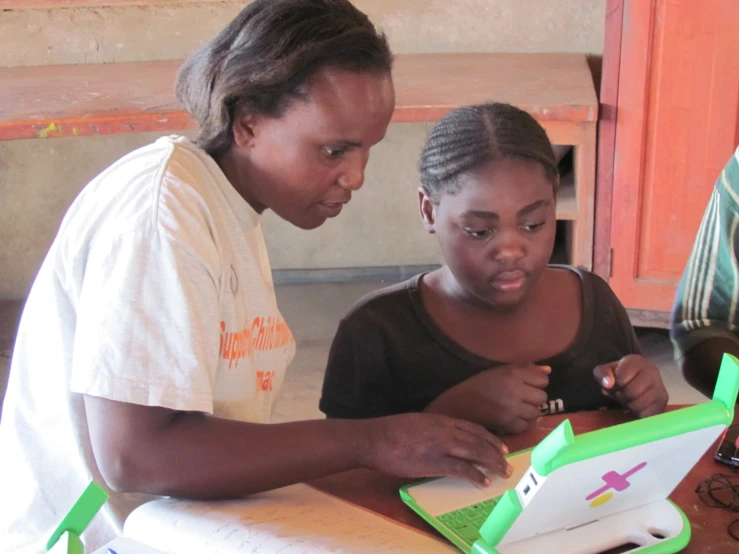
[593,354,669,418]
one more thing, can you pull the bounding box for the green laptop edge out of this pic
[400,353,739,554]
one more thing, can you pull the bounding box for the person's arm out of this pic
[671,148,739,400]
[679,337,739,399]
[84,396,510,499]
[75,226,509,497]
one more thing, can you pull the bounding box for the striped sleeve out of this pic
[671,147,739,358]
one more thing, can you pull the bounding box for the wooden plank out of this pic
[0,53,598,141]
[556,170,577,220]
[570,121,596,269]
[537,121,581,148]
[626,308,670,330]
[593,0,624,279]
[556,174,577,221]
[0,0,226,8]
[391,53,598,123]
[0,60,191,139]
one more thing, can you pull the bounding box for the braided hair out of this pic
[419,103,559,204]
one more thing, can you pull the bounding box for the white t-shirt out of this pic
[0,136,295,553]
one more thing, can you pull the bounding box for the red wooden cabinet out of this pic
[597,0,739,325]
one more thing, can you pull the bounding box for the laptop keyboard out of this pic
[437,496,501,544]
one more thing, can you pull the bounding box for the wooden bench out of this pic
[0,52,598,268]
[0,0,220,7]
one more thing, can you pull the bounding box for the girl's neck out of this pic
[436,266,540,317]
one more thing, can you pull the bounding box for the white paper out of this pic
[122,483,456,554]
[92,536,165,554]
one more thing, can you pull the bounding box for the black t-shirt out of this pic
[320,267,640,419]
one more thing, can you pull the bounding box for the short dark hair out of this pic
[176,0,393,156]
[419,103,559,204]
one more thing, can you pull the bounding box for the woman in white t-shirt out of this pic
[0,1,510,552]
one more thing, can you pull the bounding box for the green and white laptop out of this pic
[401,353,739,554]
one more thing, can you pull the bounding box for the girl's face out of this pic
[227,67,395,230]
[420,157,557,310]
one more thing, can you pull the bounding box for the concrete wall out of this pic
[0,0,605,299]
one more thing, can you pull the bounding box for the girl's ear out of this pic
[418,187,437,234]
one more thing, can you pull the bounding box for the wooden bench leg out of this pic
[571,122,597,271]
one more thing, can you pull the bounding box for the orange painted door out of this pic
[608,0,739,312]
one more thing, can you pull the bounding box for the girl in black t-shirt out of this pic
[321,102,668,434]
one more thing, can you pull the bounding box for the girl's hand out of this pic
[594,355,669,418]
[425,363,551,435]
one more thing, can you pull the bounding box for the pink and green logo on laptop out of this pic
[586,462,647,507]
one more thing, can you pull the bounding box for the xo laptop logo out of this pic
[586,462,647,507]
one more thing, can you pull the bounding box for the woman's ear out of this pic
[232,110,259,149]
[418,187,437,234]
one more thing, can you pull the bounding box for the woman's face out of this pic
[228,67,395,229]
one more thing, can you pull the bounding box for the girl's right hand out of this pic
[356,413,512,486]
[424,363,551,435]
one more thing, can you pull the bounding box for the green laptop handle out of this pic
[46,482,108,552]
[476,489,522,548]
[530,417,575,474]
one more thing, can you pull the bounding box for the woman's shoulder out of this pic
[98,135,197,178]
[104,135,216,194]
[58,137,196,233]
[60,136,228,258]
[78,136,209,205]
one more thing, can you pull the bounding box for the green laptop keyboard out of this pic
[437,496,501,544]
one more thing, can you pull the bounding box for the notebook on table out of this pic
[94,482,456,554]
